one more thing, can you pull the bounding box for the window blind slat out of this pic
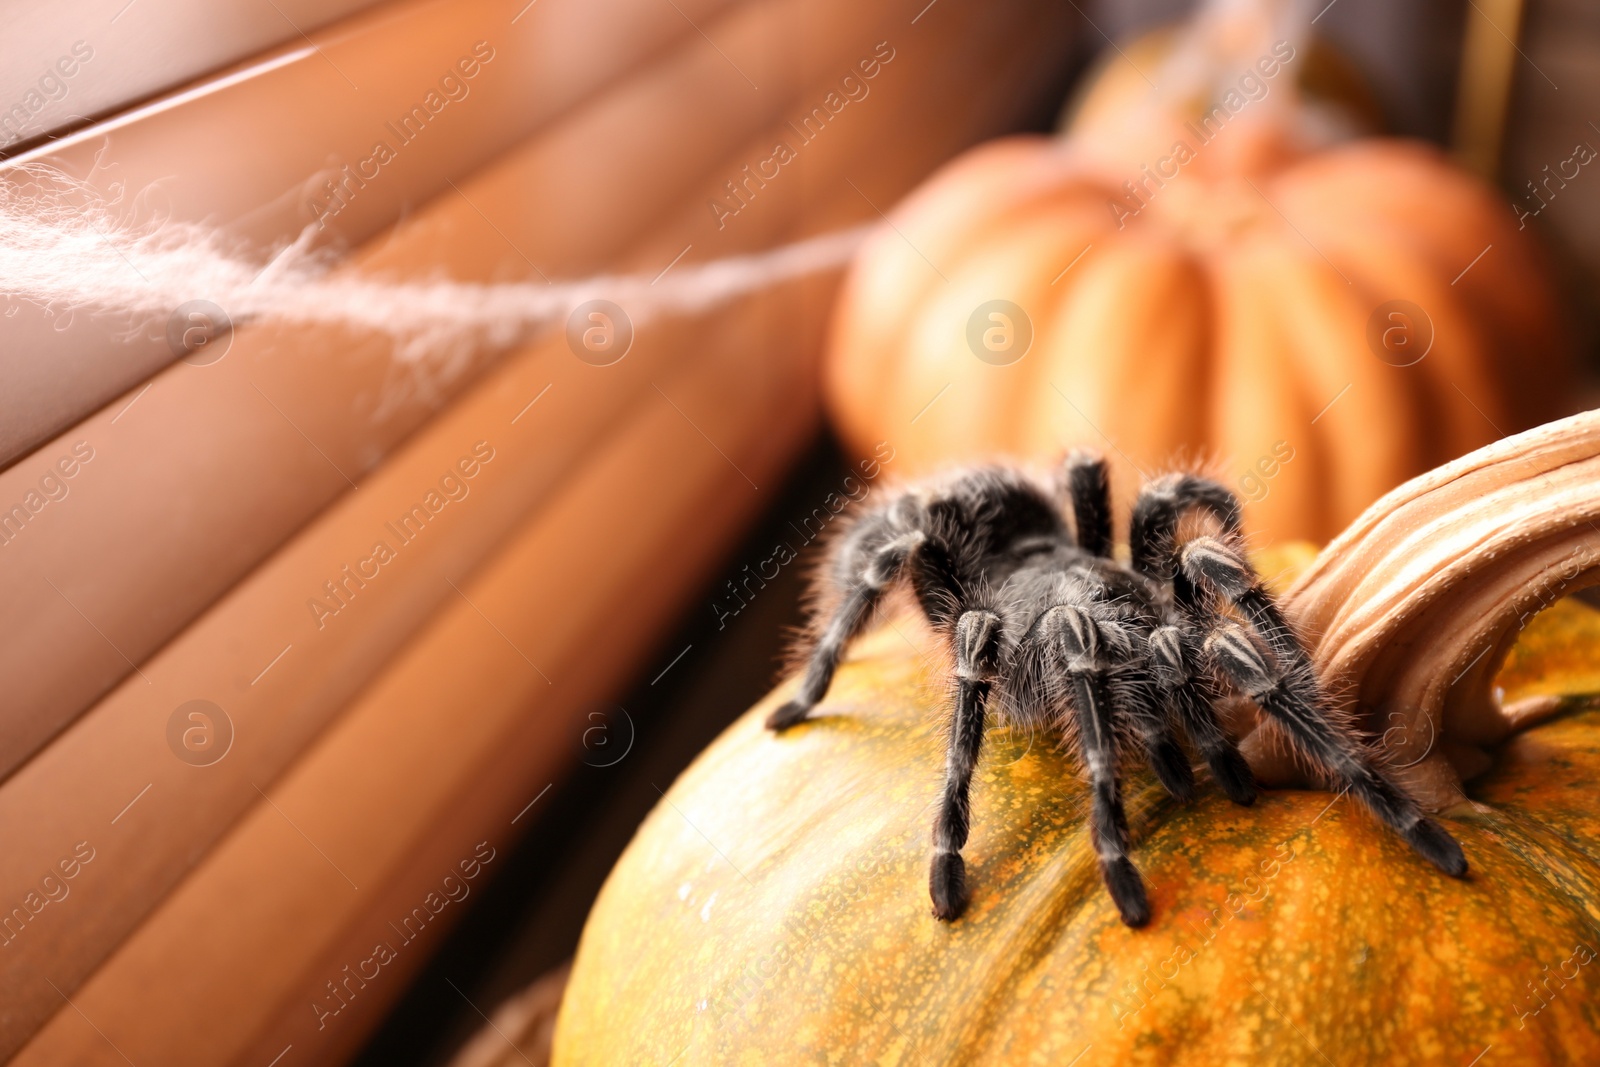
[0,0,745,469]
[0,0,386,155]
[0,0,873,785]
[0,0,1074,1054]
[9,3,1081,1058]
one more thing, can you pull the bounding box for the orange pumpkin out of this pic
[823,90,1575,543]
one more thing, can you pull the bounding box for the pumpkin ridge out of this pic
[1213,238,1326,539]
[1314,480,1568,684]
[1297,222,1466,468]
[1289,435,1598,613]
[1265,241,1416,527]
[1029,232,1205,494]
[1290,210,1512,458]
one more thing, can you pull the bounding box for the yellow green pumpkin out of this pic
[555,600,1600,1065]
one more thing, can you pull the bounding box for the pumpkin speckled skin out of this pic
[556,610,1600,1065]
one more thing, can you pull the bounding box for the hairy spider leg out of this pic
[1179,534,1314,668]
[1180,539,1468,879]
[1147,625,1257,805]
[929,609,1004,921]
[1005,561,1196,808]
[1107,653,1198,805]
[765,515,923,730]
[1045,603,1151,927]
[899,506,1017,922]
[1061,451,1113,558]
[1127,475,1260,805]
[1128,473,1243,579]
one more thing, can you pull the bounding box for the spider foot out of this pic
[1102,856,1150,928]
[1149,738,1196,803]
[1210,747,1258,807]
[929,851,967,922]
[765,700,813,732]
[1406,817,1468,877]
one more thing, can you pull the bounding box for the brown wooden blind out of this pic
[0,0,1079,1061]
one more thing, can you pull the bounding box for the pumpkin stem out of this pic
[1156,0,1310,104]
[1060,0,1341,173]
[1259,409,1600,810]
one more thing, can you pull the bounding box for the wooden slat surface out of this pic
[4,1,1080,1061]
[0,0,385,154]
[0,0,744,466]
[0,0,894,781]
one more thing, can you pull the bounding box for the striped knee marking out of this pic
[864,531,925,588]
[1147,625,1187,688]
[955,610,1003,681]
[1205,626,1278,700]
[1180,537,1253,598]
[1047,605,1108,673]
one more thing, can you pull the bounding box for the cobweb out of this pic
[0,166,875,371]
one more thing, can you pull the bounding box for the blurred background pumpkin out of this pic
[823,0,1584,542]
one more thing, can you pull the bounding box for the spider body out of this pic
[767,453,1467,926]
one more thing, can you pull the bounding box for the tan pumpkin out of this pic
[823,59,1577,543]
[555,412,1600,1065]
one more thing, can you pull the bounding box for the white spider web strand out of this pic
[0,174,877,364]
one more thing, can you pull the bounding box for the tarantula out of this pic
[766,453,1467,926]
